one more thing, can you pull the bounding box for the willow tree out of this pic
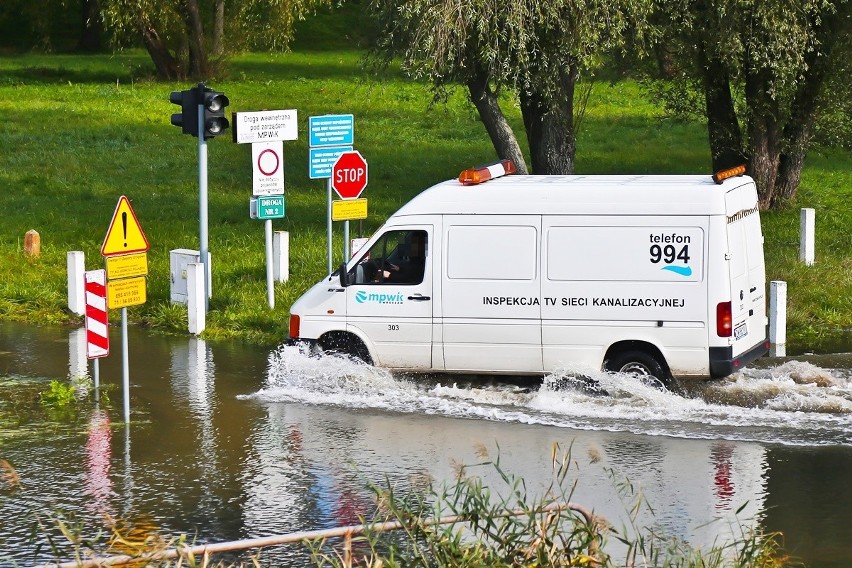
[101,0,329,80]
[369,0,650,174]
[654,0,850,209]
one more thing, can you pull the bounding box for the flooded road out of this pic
[1,321,851,566]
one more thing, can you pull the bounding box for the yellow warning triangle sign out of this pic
[101,196,150,257]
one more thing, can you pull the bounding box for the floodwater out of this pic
[1,321,852,566]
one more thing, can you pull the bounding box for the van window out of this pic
[447,225,537,280]
[349,230,427,285]
[547,226,704,282]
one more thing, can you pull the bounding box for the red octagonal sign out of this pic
[331,150,368,200]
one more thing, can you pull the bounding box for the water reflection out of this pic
[68,327,87,380]
[0,322,851,566]
[84,410,115,518]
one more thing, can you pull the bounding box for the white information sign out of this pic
[234,110,298,144]
[252,141,285,196]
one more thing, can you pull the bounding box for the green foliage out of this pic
[0,50,848,351]
[0,0,82,51]
[646,0,851,206]
[369,0,650,92]
[40,380,78,408]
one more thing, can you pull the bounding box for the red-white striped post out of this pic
[85,269,109,359]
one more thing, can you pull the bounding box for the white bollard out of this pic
[273,231,289,283]
[799,208,815,266]
[187,263,206,335]
[769,281,787,357]
[67,251,85,316]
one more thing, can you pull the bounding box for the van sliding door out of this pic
[441,215,543,373]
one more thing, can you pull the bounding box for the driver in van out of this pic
[381,231,426,284]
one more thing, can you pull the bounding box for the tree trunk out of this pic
[466,64,529,174]
[76,0,104,52]
[520,64,577,175]
[182,0,209,78]
[744,65,781,209]
[697,48,746,172]
[137,15,182,80]
[213,0,225,56]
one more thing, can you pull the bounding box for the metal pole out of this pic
[93,358,100,403]
[343,220,350,261]
[265,219,274,308]
[198,90,210,312]
[327,178,333,275]
[121,307,130,423]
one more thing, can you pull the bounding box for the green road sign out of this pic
[252,195,286,220]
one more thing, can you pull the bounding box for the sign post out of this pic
[309,114,355,274]
[234,109,298,309]
[332,150,369,261]
[85,269,109,396]
[101,195,149,423]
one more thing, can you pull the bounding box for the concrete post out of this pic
[273,231,289,283]
[67,251,85,316]
[24,229,40,258]
[187,263,206,335]
[799,208,815,266]
[769,281,787,357]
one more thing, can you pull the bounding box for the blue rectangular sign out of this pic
[309,145,353,180]
[309,114,354,147]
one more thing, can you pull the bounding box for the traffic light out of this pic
[199,85,229,139]
[169,87,199,137]
[168,83,230,140]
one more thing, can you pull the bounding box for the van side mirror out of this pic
[338,263,349,288]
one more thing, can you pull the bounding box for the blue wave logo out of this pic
[355,291,367,303]
[662,265,692,277]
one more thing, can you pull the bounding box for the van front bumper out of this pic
[709,338,770,379]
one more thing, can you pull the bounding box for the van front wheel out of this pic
[318,332,373,365]
[605,350,669,389]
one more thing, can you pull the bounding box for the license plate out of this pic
[734,321,748,340]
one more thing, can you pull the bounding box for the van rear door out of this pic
[724,185,767,357]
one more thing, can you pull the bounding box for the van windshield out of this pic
[349,229,427,286]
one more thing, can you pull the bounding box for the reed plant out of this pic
[306,444,797,568]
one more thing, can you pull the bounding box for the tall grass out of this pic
[306,444,796,567]
[0,50,849,351]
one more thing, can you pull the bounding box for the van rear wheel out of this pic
[605,350,669,389]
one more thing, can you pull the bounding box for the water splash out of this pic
[248,347,852,447]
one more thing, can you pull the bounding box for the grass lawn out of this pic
[0,48,849,353]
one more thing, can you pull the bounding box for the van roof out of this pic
[393,174,757,217]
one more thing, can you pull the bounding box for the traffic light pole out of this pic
[170,82,229,314]
[198,98,210,312]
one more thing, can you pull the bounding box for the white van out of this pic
[288,163,769,384]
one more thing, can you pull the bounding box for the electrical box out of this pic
[170,249,212,304]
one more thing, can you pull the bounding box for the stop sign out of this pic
[331,150,368,200]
